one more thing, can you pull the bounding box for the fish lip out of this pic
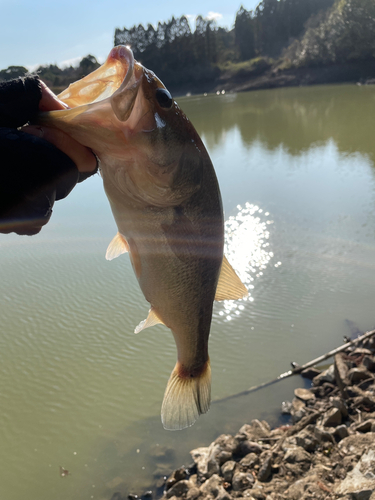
[109,46,148,124]
[109,46,136,93]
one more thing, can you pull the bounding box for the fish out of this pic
[37,45,248,430]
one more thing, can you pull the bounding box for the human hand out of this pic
[23,81,97,174]
[0,75,98,235]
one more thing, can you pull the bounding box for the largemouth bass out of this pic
[38,46,247,430]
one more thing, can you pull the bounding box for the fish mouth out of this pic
[57,45,140,109]
[53,45,158,135]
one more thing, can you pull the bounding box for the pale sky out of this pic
[0,0,260,71]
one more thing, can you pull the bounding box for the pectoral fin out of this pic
[215,255,248,301]
[105,232,129,261]
[134,307,165,334]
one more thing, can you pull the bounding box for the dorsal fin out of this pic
[105,232,129,261]
[215,255,248,301]
[134,307,165,334]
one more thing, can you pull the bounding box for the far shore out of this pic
[171,60,375,98]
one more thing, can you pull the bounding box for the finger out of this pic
[23,125,97,173]
[38,81,69,112]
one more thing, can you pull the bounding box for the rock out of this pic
[290,397,306,423]
[339,433,375,454]
[200,474,223,497]
[243,488,265,499]
[353,348,373,356]
[363,355,375,372]
[191,447,209,475]
[300,367,321,379]
[294,388,315,402]
[331,396,348,417]
[190,443,220,478]
[257,454,272,482]
[334,449,375,498]
[240,453,259,468]
[165,480,190,499]
[200,474,231,500]
[322,381,337,396]
[284,446,312,463]
[312,364,335,385]
[333,424,349,440]
[314,425,335,443]
[237,420,271,441]
[216,488,232,500]
[348,367,374,384]
[237,440,263,456]
[232,472,255,491]
[165,468,188,490]
[186,488,200,500]
[322,407,342,427]
[280,400,292,414]
[216,450,232,465]
[352,393,375,412]
[284,473,324,500]
[294,426,319,451]
[221,461,237,482]
[214,434,238,454]
[353,420,375,433]
[335,352,350,391]
[206,450,221,478]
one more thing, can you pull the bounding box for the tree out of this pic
[286,0,375,66]
[0,65,28,81]
[79,55,100,76]
[235,6,256,60]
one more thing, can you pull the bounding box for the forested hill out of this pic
[114,0,375,93]
[114,0,337,90]
[1,0,374,94]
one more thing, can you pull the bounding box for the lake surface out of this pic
[1,84,375,500]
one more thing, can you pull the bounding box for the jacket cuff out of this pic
[0,74,42,128]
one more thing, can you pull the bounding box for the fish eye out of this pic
[155,88,173,109]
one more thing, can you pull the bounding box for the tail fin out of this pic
[161,360,211,431]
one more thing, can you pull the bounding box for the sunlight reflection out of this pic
[218,203,278,320]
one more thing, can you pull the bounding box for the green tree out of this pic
[235,6,256,60]
[79,55,100,76]
[0,65,28,81]
[286,0,375,66]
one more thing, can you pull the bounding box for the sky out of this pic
[0,0,260,71]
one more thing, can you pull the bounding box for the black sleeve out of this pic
[0,74,43,128]
[0,127,79,235]
[0,75,95,236]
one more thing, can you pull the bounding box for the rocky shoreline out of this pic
[111,331,375,500]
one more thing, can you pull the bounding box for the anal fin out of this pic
[215,255,248,301]
[134,307,165,334]
[106,232,129,261]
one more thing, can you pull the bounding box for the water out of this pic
[1,84,375,500]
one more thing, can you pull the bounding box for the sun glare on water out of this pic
[218,202,280,321]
